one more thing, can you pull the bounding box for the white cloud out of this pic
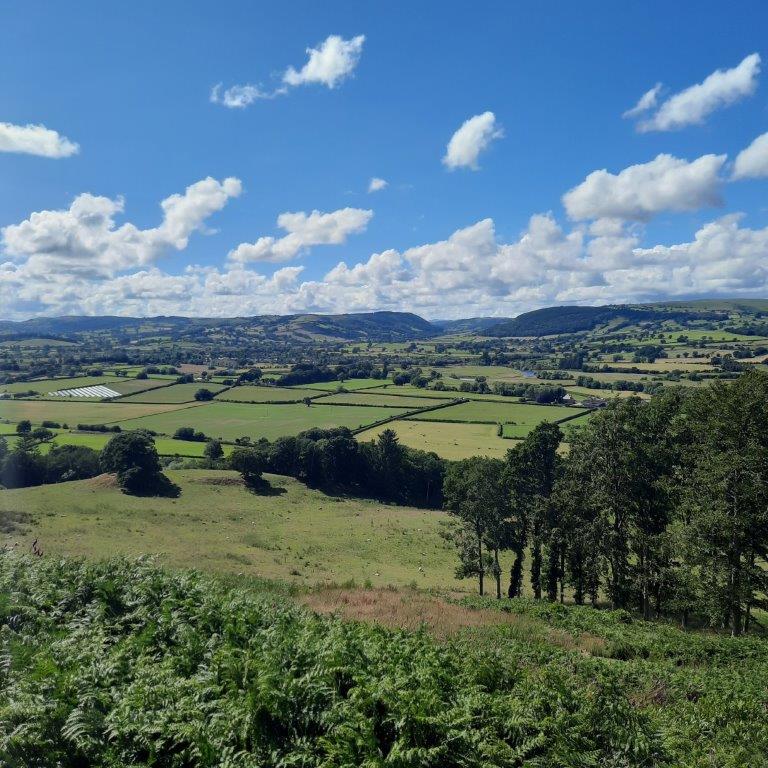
[210,83,282,108]
[733,131,768,179]
[4,207,768,320]
[563,153,726,221]
[283,34,365,89]
[442,111,503,170]
[0,122,79,158]
[636,53,761,132]
[622,83,662,118]
[368,177,388,193]
[228,207,372,263]
[1,176,241,279]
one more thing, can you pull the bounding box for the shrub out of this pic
[194,387,215,401]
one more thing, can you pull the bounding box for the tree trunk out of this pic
[531,536,542,600]
[494,549,501,599]
[478,533,484,597]
[508,548,524,598]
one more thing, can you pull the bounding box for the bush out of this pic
[15,420,31,435]
[194,388,215,401]
[173,426,207,442]
[44,444,101,483]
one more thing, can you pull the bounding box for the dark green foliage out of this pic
[0,442,45,488]
[44,444,101,483]
[172,426,207,441]
[193,387,215,401]
[229,446,266,488]
[204,439,224,460]
[0,556,665,767]
[14,420,31,435]
[100,431,180,497]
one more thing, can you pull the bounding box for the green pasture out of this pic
[113,401,409,441]
[406,400,581,427]
[299,377,389,391]
[215,386,321,402]
[318,391,439,408]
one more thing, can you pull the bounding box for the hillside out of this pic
[485,299,767,337]
[0,311,437,343]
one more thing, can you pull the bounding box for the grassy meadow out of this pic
[0,399,201,426]
[215,385,321,402]
[407,399,582,425]
[0,470,458,588]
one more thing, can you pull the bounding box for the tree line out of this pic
[442,370,768,636]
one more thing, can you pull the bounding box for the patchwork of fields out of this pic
[1,372,591,459]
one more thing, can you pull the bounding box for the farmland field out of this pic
[0,399,201,426]
[30,431,235,457]
[0,375,168,397]
[318,391,440,408]
[215,385,321,402]
[406,399,582,426]
[118,382,228,403]
[0,470,458,587]
[113,401,409,441]
[369,384,526,401]
[357,419,513,459]
[298,378,387,391]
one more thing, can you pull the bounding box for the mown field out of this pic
[0,470,456,587]
[0,399,200,425]
[113,401,409,441]
[406,399,582,425]
[357,419,513,459]
[118,381,228,403]
[215,385,320,402]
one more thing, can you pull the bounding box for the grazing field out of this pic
[118,382,228,403]
[298,377,387,391]
[370,384,525,401]
[357,419,513,459]
[31,431,234,457]
[0,399,200,426]
[215,385,321,402]
[113,401,409,441]
[0,470,458,587]
[407,399,581,426]
[318,391,440,408]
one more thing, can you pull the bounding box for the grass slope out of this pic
[0,399,200,426]
[0,470,457,588]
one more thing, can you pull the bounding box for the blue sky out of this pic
[2,0,768,320]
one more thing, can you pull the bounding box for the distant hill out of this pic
[431,317,513,334]
[0,311,437,343]
[484,299,768,337]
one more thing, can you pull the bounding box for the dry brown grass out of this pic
[301,586,607,655]
[82,473,119,489]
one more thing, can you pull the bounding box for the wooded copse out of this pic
[443,370,768,636]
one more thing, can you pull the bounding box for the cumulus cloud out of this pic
[368,177,388,193]
[283,34,365,88]
[442,111,503,170]
[228,207,373,263]
[1,176,241,280]
[211,34,364,109]
[0,122,79,158]
[622,83,662,119]
[563,153,726,221]
[3,207,768,320]
[732,131,768,179]
[634,53,760,132]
